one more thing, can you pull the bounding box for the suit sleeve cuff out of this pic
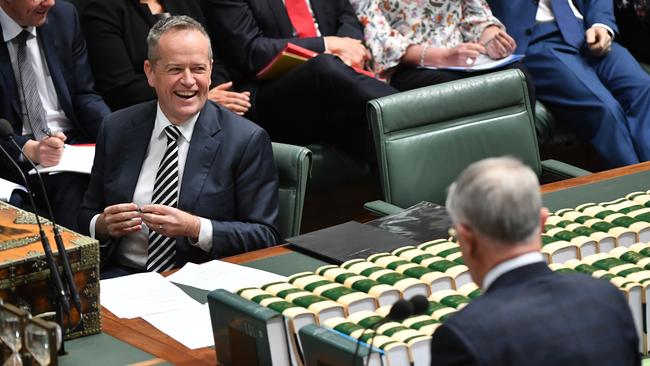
[90,213,100,238]
[189,217,213,252]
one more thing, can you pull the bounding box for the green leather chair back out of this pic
[272,142,311,239]
[368,69,538,207]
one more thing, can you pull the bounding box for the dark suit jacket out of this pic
[487,0,619,53]
[0,1,109,180]
[430,262,640,366]
[201,0,364,83]
[78,100,280,267]
[81,0,230,111]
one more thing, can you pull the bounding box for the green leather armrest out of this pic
[363,200,405,217]
[541,159,591,179]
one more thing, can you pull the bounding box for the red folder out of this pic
[256,42,378,80]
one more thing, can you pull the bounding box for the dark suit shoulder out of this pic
[102,100,157,133]
[206,100,267,137]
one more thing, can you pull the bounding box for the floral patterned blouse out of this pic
[351,0,503,74]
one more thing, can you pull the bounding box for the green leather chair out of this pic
[272,142,312,238]
[364,69,590,216]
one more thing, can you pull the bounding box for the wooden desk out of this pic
[99,161,650,365]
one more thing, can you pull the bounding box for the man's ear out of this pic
[539,207,549,231]
[144,60,155,88]
[457,223,476,256]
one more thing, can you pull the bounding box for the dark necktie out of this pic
[285,0,318,37]
[147,125,181,272]
[14,30,47,140]
[550,0,585,48]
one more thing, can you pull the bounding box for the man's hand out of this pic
[96,203,142,241]
[23,132,66,166]
[141,204,200,240]
[586,26,612,57]
[323,36,371,68]
[208,82,251,115]
[480,26,516,60]
[442,43,486,67]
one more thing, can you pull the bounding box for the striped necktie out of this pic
[14,30,47,140]
[147,125,181,272]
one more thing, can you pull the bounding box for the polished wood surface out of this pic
[541,161,650,194]
[101,161,650,365]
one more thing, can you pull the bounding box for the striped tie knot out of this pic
[164,125,181,142]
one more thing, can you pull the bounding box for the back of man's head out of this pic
[446,157,542,245]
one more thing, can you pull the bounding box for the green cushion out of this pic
[272,143,311,239]
[369,69,541,207]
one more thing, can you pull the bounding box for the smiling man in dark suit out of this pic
[78,15,280,278]
[431,157,639,366]
[200,0,397,157]
[0,0,110,230]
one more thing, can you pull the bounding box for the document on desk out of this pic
[167,260,287,292]
[142,303,214,349]
[0,178,27,202]
[28,144,95,175]
[100,272,201,319]
[421,54,524,72]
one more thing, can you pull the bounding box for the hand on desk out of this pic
[141,204,200,241]
[23,132,66,166]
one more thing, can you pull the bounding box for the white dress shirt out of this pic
[536,0,614,36]
[90,104,213,269]
[0,6,72,136]
[482,251,546,291]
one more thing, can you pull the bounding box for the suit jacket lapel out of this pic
[310,0,328,34]
[0,24,21,127]
[179,102,222,212]
[265,0,295,36]
[116,103,156,203]
[37,23,74,125]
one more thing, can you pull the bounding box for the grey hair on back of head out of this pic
[147,15,213,63]
[445,157,542,244]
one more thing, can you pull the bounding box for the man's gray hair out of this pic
[147,15,213,63]
[446,157,542,244]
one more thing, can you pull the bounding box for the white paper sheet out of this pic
[0,178,27,202]
[421,54,524,72]
[166,260,287,292]
[100,272,201,319]
[142,303,214,349]
[28,144,95,175]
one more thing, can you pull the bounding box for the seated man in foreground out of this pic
[431,157,639,365]
[78,16,280,279]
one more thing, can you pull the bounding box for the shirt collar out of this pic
[154,103,199,143]
[482,251,545,291]
[0,6,36,43]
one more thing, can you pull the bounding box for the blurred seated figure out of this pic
[81,0,251,115]
[201,0,398,158]
[615,0,650,64]
[488,0,650,168]
[351,0,534,102]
